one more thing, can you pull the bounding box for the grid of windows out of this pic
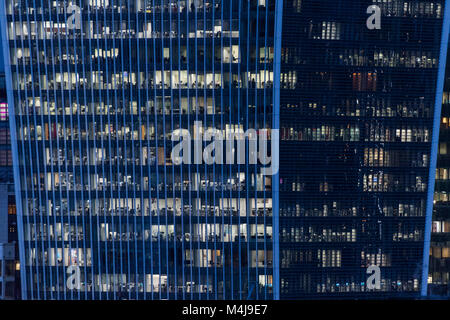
[1,0,278,300]
[0,150,12,166]
[0,103,8,120]
[2,0,449,301]
[429,42,450,297]
[279,0,447,299]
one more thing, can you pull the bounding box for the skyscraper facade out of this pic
[1,0,449,301]
[0,70,20,300]
[279,0,449,299]
[0,0,278,300]
[429,39,450,297]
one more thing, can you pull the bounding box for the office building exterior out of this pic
[278,0,449,299]
[0,0,277,300]
[429,39,450,297]
[0,70,20,300]
[0,243,15,299]
[0,0,449,300]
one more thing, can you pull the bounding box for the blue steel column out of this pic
[31,0,49,300]
[23,1,40,299]
[46,0,62,299]
[80,0,95,300]
[143,0,154,300]
[220,0,225,300]
[39,0,56,300]
[272,0,283,301]
[103,0,114,299]
[74,0,88,300]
